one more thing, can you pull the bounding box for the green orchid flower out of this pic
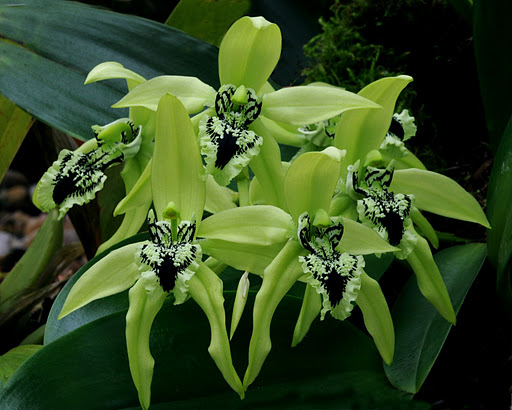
[329,75,491,324]
[32,118,142,220]
[109,15,381,209]
[195,147,399,390]
[57,95,243,409]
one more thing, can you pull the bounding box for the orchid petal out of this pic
[205,175,237,214]
[85,61,146,87]
[337,217,400,255]
[258,116,308,147]
[113,75,216,113]
[391,168,490,228]
[126,277,167,410]
[152,94,205,222]
[248,118,287,209]
[334,76,413,175]
[114,159,152,216]
[406,235,456,324]
[244,240,306,388]
[357,271,395,365]
[188,262,244,398]
[411,207,439,249]
[291,283,321,347]
[284,149,343,222]
[58,243,141,319]
[261,85,381,125]
[219,16,281,93]
[197,205,293,245]
[199,238,286,277]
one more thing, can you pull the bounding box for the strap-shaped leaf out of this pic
[114,76,216,113]
[218,16,281,94]
[0,0,219,140]
[385,243,486,394]
[0,345,42,388]
[391,168,490,228]
[357,271,395,365]
[126,278,167,410]
[406,235,456,324]
[188,263,244,398]
[197,205,293,245]
[152,94,205,222]
[337,217,399,255]
[334,76,412,174]
[58,243,140,319]
[261,85,381,126]
[284,150,342,222]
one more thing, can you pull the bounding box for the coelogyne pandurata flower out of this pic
[108,16,380,209]
[57,95,243,410]
[32,118,142,220]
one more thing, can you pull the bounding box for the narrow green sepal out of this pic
[411,207,439,249]
[230,271,250,340]
[188,262,245,398]
[114,159,152,216]
[291,283,321,347]
[357,271,395,365]
[243,240,305,388]
[85,61,146,86]
[126,277,168,410]
[406,235,456,324]
[337,217,400,255]
[58,243,141,319]
[205,175,237,214]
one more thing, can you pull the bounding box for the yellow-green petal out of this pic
[261,85,381,125]
[337,217,399,255]
[126,278,167,410]
[58,243,141,319]
[391,168,490,228]
[205,175,237,214]
[114,159,152,216]
[219,16,281,93]
[188,262,244,398]
[291,283,321,347]
[113,75,216,113]
[406,235,456,324]
[230,271,250,340]
[152,94,205,222]
[357,271,395,365]
[284,149,343,222]
[85,61,146,87]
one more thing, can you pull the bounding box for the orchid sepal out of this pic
[230,271,250,340]
[291,283,322,347]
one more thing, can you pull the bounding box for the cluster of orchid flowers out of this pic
[32,16,489,409]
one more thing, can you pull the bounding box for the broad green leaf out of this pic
[0,0,219,140]
[197,205,292,245]
[0,345,42,388]
[166,0,250,47]
[356,271,394,366]
[0,209,63,313]
[391,168,490,228]
[261,85,381,126]
[199,238,287,277]
[334,76,413,175]
[151,94,205,222]
[0,291,425,408]
[406,235,456,324]
[218,16,281,93]
[284,150,342,222]
[188,263,244,398]
[45,233,148,344]
[205,175,237,214]
[486,116,512,311]
[0,94,35,181]
[385,243,487,393]
[58,243,140,319]
[338,217,399,255]
[113,76,216,113]
[126,278,167,410]
[474,0,512,150]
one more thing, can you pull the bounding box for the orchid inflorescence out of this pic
[34,16,490,409]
